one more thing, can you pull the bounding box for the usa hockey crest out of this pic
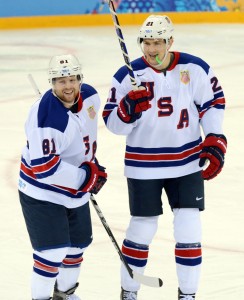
[87,105,96,119]
[180,70,190,84]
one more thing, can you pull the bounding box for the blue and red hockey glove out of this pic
[117,89,151,123]
[199,133,227,180]
[79,162,107,194]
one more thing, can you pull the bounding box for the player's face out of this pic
[53,76,80,107]
[142,39,168,66]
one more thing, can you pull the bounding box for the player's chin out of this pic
[148,56,158,64]
[63,92,75,100]
[148,59,158,66]
[61,95,74,104]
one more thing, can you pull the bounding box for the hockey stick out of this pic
[90,194,163,287]
[104,0,138,90]
[28,74,42,97]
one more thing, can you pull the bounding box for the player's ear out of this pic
[168,37,174,49]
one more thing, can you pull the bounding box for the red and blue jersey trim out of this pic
[31,154,61,179]
[198,91,225,119]
[125,137,202,168]
[102,103,117,125]
[20,157,86,198]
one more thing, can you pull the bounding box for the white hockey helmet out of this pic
[48,54,83,84]
[138,15,174,43]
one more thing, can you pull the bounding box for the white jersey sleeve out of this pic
[193,66,225,136]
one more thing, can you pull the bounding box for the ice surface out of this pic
[0,24,243,299]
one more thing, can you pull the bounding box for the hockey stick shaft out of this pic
[106,0,138,90]
[90,194,163,287]
[28,74,42,97]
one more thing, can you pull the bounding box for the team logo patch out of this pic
[180,70,190,84]
[87,105,96,119]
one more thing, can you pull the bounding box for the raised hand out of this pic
[117,89,151,123]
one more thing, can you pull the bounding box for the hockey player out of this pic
[102,15,227,300]
[18,54,107,300]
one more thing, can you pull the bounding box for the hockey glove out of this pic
[79,162,107,194]
[199,133,227,180]
[117,89,151,123]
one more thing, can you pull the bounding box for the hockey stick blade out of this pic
[90,195,163,287]
[132,271,163,288]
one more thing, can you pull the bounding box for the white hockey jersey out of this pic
[103,52,225,179]
[19,83,100,208]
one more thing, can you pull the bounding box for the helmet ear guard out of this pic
[48,54,83,85]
